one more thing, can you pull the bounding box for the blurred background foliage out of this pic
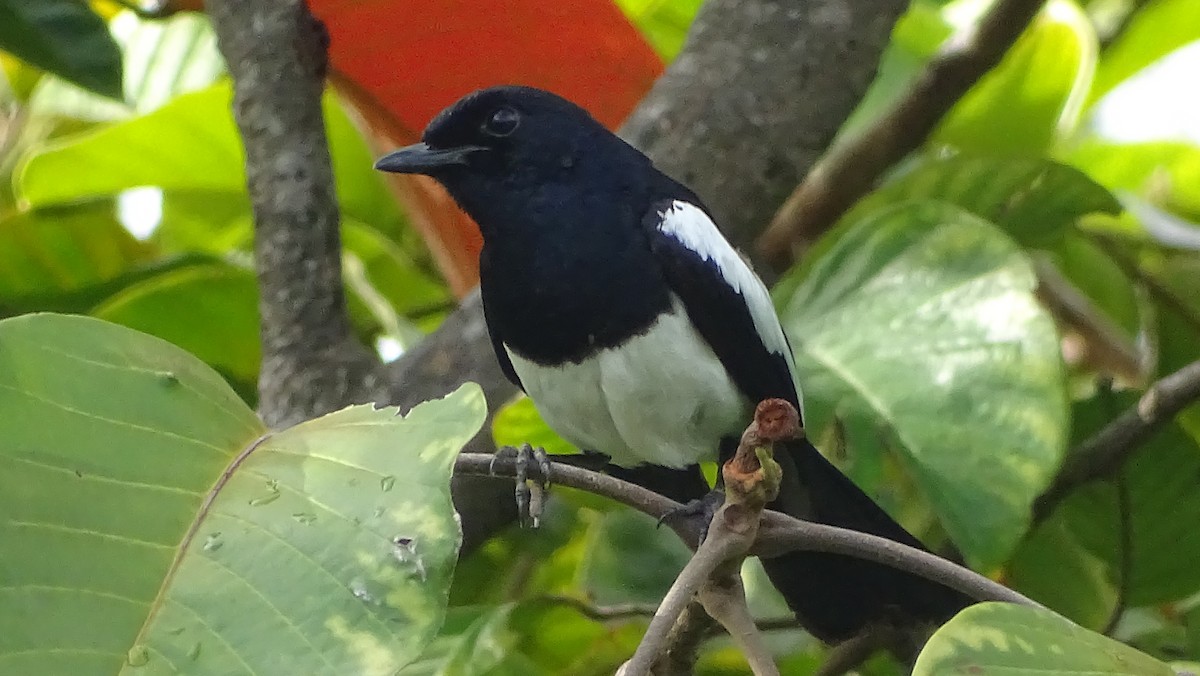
[2,0,1200,673]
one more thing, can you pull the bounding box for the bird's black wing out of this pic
[643,197,969,641]
[641,198,800,410]
[478,253,524,392]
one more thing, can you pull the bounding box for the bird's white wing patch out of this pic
[657,200,801,401]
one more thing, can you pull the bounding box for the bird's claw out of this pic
[657,489,725,545]
[491,443,551,528]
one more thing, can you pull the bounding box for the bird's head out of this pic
[374,86,646,228]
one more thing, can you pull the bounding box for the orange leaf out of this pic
[313,0,663,295]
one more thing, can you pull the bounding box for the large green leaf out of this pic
[92,263,261,390]
[779,201,1067,569]
[934,0,1096,153]
[1089,0,1200,107]
[17,82,403,234]
[0,0,122,99]
[844,155,1121,246]
[914,602,1175,675]
[0,314,485,675]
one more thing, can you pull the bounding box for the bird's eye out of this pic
[483,107,520,137]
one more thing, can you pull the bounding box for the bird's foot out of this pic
[490,443,552,528]
[657,488,725,545]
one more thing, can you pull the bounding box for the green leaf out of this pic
[1089,0,1200,106]
[934,0,1096,153]
[779,201,1067,570]
[846,155,1121,246]
[914,602,1175,675]
[399,605,516,676]
[614,0,702,60]
[0,0,122,99]
[1055,395,1200,606]
[1007,515,1117,628]
[0,202,149,300]
[583,509,692,605]
[0,314,486,675]
[1067,140,1200,219]
[17,81,404,234]
[92,263,261,389]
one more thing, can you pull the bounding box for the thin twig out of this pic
[533,594,659,622]
[1033,258,1143,384]
[1102,476,1132,636]
[458,454,1041,609]
[1033,359,1200,521]
[1089,234,1200,335]
[756,0,1047,268]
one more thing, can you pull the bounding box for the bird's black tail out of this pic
[760,437,970,643]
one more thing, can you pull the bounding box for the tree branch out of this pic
[756,0,1047,269]
[1033,358,1200,521]
[460,453,1041,610]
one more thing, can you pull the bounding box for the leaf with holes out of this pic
[0,314,485,675]
[778,201,1067,570]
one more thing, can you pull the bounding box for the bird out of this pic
[374,85,969,644]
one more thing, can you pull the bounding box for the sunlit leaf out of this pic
[18,82,403,235]
[934,0,1097,153]
[779,201,1066,570]
[914,602,1175,675]
[28,10,224,123]
[1089,0,1200,106]
[1068,140,1200,219]
[615,0,704,59]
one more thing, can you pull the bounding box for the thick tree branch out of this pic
[621,0,909,250]
[207,0,385,428]
[1033,358,1200,521]
[757,0,1047,268]
[461,453,1040,610]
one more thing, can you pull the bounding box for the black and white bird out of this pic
[375,85,968,643]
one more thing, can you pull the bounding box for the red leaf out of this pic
[313,0,663,295]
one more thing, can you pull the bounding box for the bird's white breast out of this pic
[504,296,748,468]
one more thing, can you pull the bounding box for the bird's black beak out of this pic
[373,142,487,174]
